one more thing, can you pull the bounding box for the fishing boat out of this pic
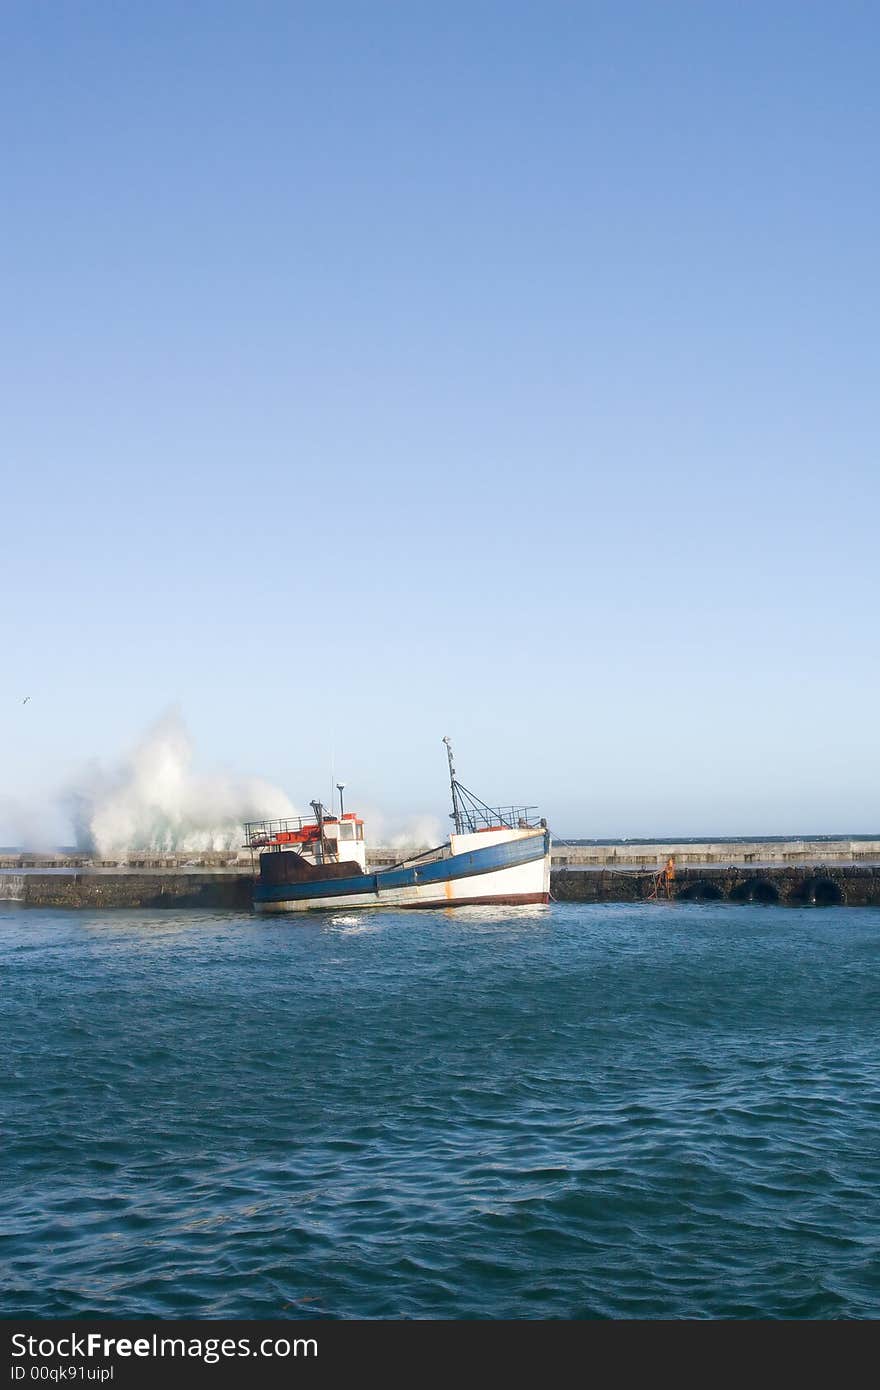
[247,738,550,912]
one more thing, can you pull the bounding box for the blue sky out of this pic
[2,1,878,840]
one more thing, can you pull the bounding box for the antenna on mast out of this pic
[442,735,463,835]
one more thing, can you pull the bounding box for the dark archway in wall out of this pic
[730,878,780,904]
[813,877,844,906]
[728,872,784,906]
[790,876,845,906]
[678,880,724,902]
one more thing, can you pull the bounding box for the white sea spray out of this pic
[388,814,444,851]
[64,710,296,855]
[360,809,444,852]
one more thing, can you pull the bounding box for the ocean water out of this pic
[2,901,879,1320]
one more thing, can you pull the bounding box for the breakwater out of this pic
[549,838,880,869]
[552,863,880,907]
[1,872,253,910]
[2,862,879,909]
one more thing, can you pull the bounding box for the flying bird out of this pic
[22,696,30,705]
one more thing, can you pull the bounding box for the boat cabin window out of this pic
[340,822,355,841]
[356,823,364,841]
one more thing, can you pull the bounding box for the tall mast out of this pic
[442,735,463,834]
[310,798,329,862]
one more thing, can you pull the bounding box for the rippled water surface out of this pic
[2,902,879,1318]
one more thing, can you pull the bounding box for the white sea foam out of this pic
[328,914,375,933]
[64,710,296,855]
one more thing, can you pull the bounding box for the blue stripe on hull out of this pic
[253,830,549,905]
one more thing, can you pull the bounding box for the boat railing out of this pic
[246,804,544,848]
[457,805,544,833]
[244,814,334,848]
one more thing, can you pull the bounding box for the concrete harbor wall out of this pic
[0,852,254,870]
[3,872,254,911]
[551,863,880,907]
[549,840,880,869]
[2,862,879,909]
